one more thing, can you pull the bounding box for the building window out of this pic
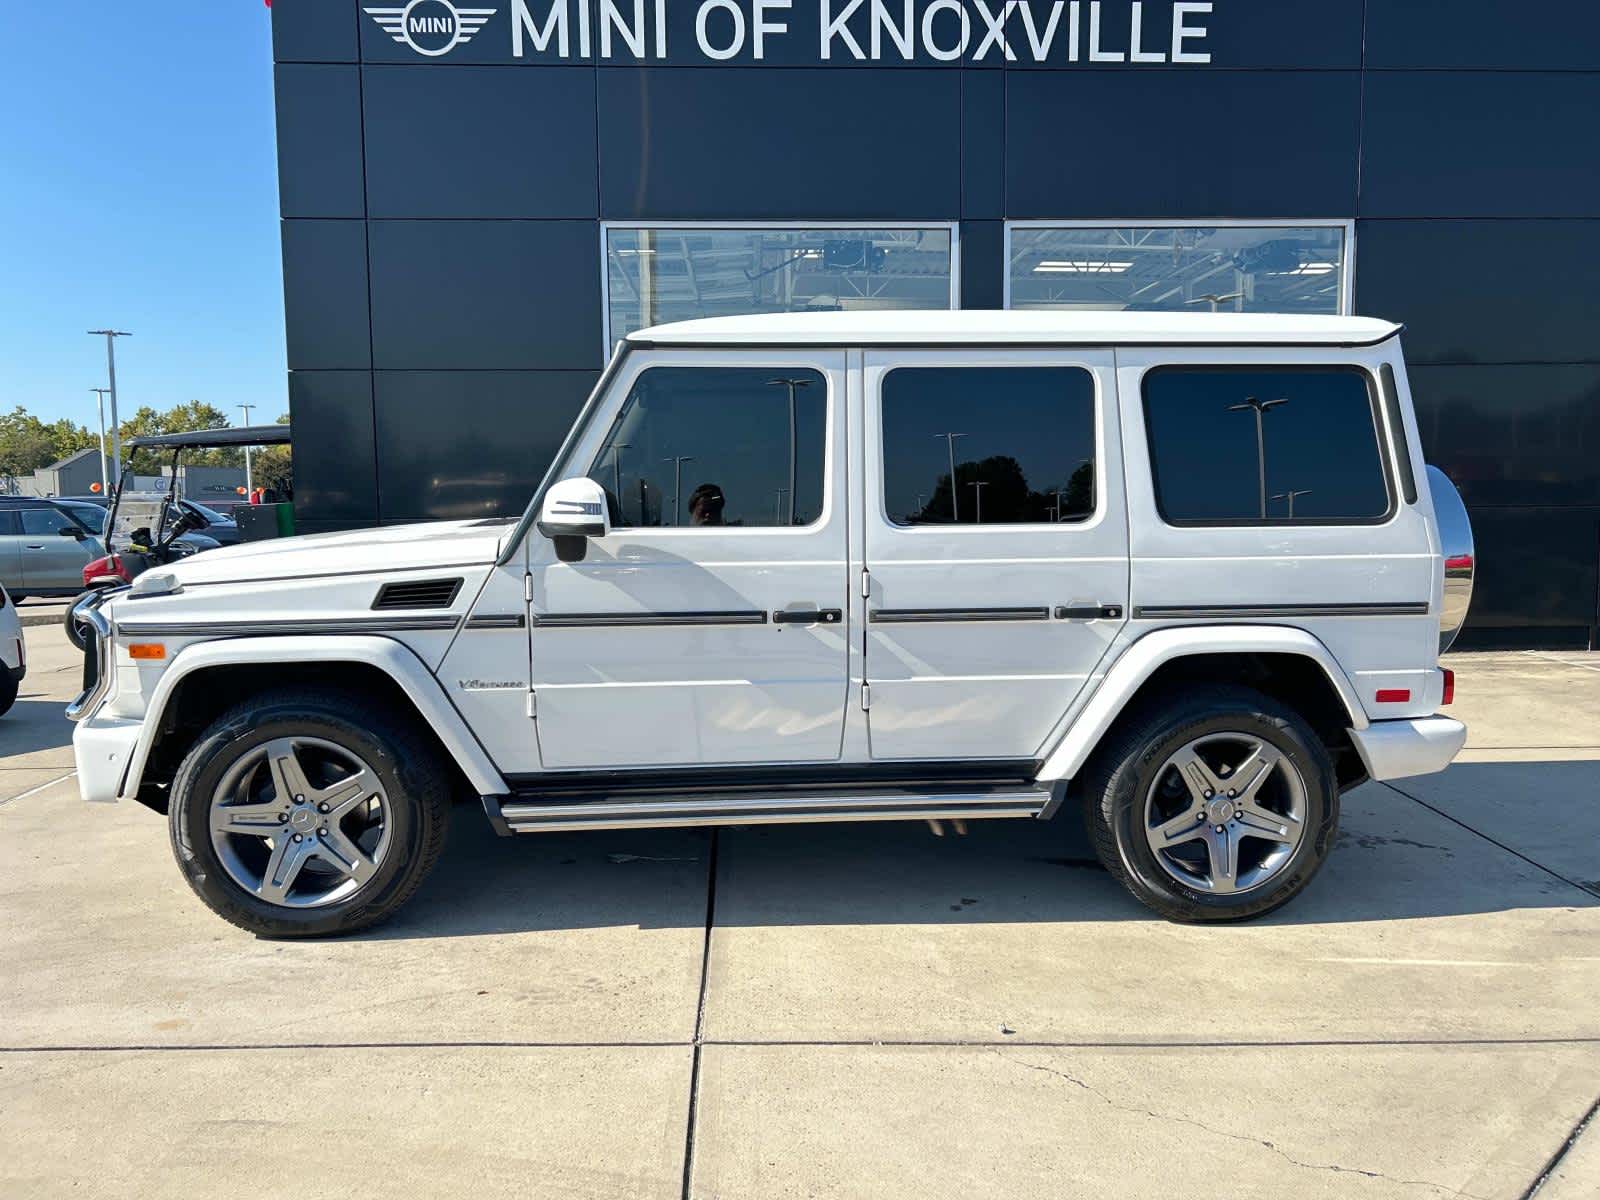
[603,224,957,347]
[1142,366,1392,526]
[1006,222,1352,315]
[588,366,827,529]
[879,367,1096,526]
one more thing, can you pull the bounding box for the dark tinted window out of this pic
[19,506,77,536]
[1142,367,1391,524]
[0,510,20,535]
[588,367,826,528]
[881,367,1096,526]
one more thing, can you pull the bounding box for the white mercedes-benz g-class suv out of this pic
[70,311,1473,936]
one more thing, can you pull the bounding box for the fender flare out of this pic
[1035,624,1368,783]
[118,635,508,801]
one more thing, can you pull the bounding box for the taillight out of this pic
[82,554,131,586]
[1441,668,1455,706]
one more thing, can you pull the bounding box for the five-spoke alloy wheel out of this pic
[170,688,450,937]
[1081,685,1338,922]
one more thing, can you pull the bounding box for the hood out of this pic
[163,518,514,585]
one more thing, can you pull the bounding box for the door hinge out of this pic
[860,567,871,599]
[526,690,537,718]
[523,574,534,603]
[860,681,871,711]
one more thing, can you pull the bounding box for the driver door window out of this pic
[587,367,826,529]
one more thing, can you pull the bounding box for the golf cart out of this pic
[65,425,291,649]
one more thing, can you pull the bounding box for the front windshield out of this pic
[109,492,172,550]
[184,500,231,523]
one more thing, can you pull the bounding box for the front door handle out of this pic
[24,544,45,550]
[773,608,843,625]
[1054,604,1124,620]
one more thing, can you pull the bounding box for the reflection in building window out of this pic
[605,225,956,344]
[1008,224,1349,315]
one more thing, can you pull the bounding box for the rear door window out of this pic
[880,366,1097,526]
[1142,366,1392,525]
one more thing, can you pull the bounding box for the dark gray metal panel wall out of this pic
[270,0,1600,640]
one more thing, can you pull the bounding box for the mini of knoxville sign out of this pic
[365,0,1219,64]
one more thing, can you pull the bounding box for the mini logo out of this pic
[365,0,495,57]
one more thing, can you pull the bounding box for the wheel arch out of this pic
[121,636,507,807]
[1037,625,1368,787]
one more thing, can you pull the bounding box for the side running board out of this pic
[492,786,1051,834]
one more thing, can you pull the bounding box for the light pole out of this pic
[664,455,695,525]
[1271,489,1312,519]
[934,432,967,521]
[968,479,989,524]
[88,330,130,476]
[89,388,112,495]
[1226,396,1287,519]
[237,403,256,497]
[767,377,812,525]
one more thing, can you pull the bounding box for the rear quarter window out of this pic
[1142,366,1392,526]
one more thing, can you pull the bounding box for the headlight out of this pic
[127,570,183,599]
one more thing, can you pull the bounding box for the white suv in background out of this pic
[69,311,1473,936]
[0,583,22,716]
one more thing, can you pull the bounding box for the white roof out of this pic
[629,309,1400,348]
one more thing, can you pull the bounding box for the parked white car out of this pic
[0,582,23,716]
[69,312,1473,936]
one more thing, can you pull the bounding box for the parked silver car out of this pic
[0,499,103,600]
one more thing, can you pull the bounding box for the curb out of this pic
[19,613,64,629]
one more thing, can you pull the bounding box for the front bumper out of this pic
[1349,716,1467,782]
[73,714,142,803]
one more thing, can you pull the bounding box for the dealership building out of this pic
[269,0,1599,646]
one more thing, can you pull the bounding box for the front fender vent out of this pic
[373,578,464,611]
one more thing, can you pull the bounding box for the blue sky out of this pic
[0,1,287,429]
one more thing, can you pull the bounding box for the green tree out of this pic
[119,402,242,474]
[0,406,96,484]
[250,413,293,498]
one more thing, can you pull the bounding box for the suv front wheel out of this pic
[1082,686,1339,922]
[168,688,450,937]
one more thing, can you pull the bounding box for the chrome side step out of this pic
[496,786,1051,834]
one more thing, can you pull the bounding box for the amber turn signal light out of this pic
[127,643,166,661]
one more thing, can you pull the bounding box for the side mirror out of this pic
[537,477,609,563]
[58,525,86,540]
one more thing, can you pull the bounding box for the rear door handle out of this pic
[24,544,44,550]
[773,608,843,625]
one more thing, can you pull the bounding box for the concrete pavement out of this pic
[1,626,1596,1198]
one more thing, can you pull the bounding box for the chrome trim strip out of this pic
[502,789,1049,832]
[66,594,113,722]
[870,607,1051,623]
[529,610,768,628]
[114,615,462,637]
[1133,602,1431,620]
[464,613,527,630]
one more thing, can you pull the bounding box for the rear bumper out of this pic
[1348,716,1467,782]
[72,714,141,803]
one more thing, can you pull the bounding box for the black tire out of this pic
[64,589,100,652]
[168,687,450,937]
[0,671,17,717]
[1080,685,1338,923]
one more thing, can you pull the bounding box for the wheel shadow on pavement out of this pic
[361,767,1599,940]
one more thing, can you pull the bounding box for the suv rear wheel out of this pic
[1082,685,1338,922]
[168,688,449,937]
